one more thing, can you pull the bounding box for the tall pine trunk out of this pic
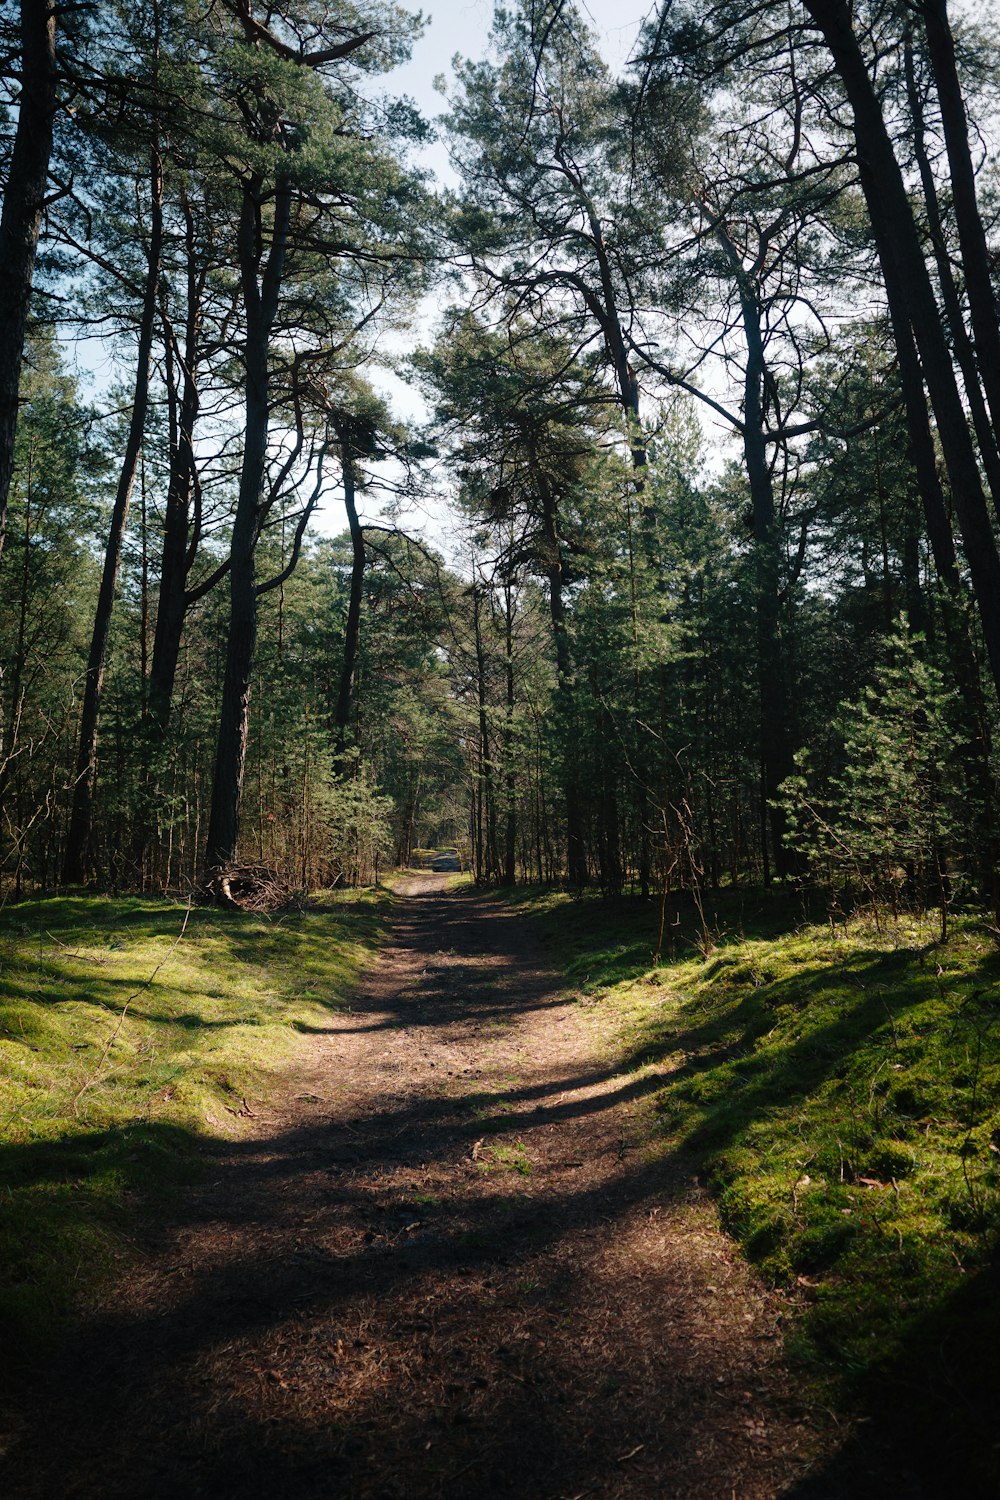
[0,0,57,569]
[904,40,1000,505]
[921,0,1000,468]
[471,582,497,883]
[538,472,586,886]
[502,578,517,885]
[149,193,205,737]
[804,0,1000,704]
[716,223,796,880]
[588,218,651,894]
[62,145,164,884]
[333,443,364,758]
[204,175,291,885]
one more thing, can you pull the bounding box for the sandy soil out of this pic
[3,875,835,1499]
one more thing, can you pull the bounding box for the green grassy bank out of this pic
[0,892,387,1362]
[514,887,1000,1491]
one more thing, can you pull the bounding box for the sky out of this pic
[386,0,649,134]
[65,2,656,552]
[340,0,654,546]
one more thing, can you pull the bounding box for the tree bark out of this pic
[502,577,517,885]
[804,0,1000,704]
[587,207,652,895]
[333,442,364,758]
[585,212,647,477]
[715,222,796,879]
[204,173,291,883]
[471,582,497,882]
[537,470,586,886]
[921,0,1000,480]
[149,191,205,736]
[62,145,164,884]
[904,39,1000,509]
[0,0,57,569]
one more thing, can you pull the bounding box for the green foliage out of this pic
[780,617,966,911]
[0,336,105,889]
[323,764,396,885]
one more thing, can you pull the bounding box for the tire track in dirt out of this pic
[4,874,832,1499]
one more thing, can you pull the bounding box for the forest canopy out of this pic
[0,0,998,918]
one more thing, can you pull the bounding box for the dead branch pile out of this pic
[211,864,306,912]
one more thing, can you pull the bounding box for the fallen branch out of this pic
[211,864,306,912]
[72,901,193,1113]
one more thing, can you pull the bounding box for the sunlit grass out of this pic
[515,885,1000,1473]
[477,1140,533,1176]
[0,892,388,1356]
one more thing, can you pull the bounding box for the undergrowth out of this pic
[513,884,1000,1489]
[0,891,387,1364]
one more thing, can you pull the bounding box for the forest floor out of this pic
[1,872,850,1500]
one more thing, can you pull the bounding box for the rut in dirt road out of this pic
[5,875,828,1500]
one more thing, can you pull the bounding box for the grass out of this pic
[0,890,388,1363]
[387,866,473,893]
[407,846,469,875]
[477,1140,533,1177]
[512,884,1000,1489]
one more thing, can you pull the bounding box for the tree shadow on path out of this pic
[1,882,873,1500]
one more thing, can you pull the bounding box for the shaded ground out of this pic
[4,875,834,1499]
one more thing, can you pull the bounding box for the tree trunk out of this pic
[62,145,164,884]
[0,442,37,844]
[716,223,796,879]
[598,702,623,896]
[333,443,364,758]
[804,0,1000,704]
[884,298,961,593]
[588,214,653,894]
[538,474,586,886]
[921,0,1000,476]
[0,0,57,569]
[502,577,517,885]
[149,192,205,736]
[472,583,497,882]
[900,490,927,636]
[858,59,999,903]
[204,174,291,883]
[587,217,647,478]
[904,40,1000,508]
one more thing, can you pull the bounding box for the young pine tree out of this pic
[781,616,966,927]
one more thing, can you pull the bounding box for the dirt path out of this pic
[6,876,830,1499]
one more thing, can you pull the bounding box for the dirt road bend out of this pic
[5,875,828,1499]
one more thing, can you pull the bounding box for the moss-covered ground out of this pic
[0,892,387,1362]
[511,885,1000,1491]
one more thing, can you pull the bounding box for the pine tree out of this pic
[781,616,965,926]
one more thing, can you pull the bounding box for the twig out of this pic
[72,902,193,1113]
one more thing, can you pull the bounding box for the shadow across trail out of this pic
[5,875,835,1500]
